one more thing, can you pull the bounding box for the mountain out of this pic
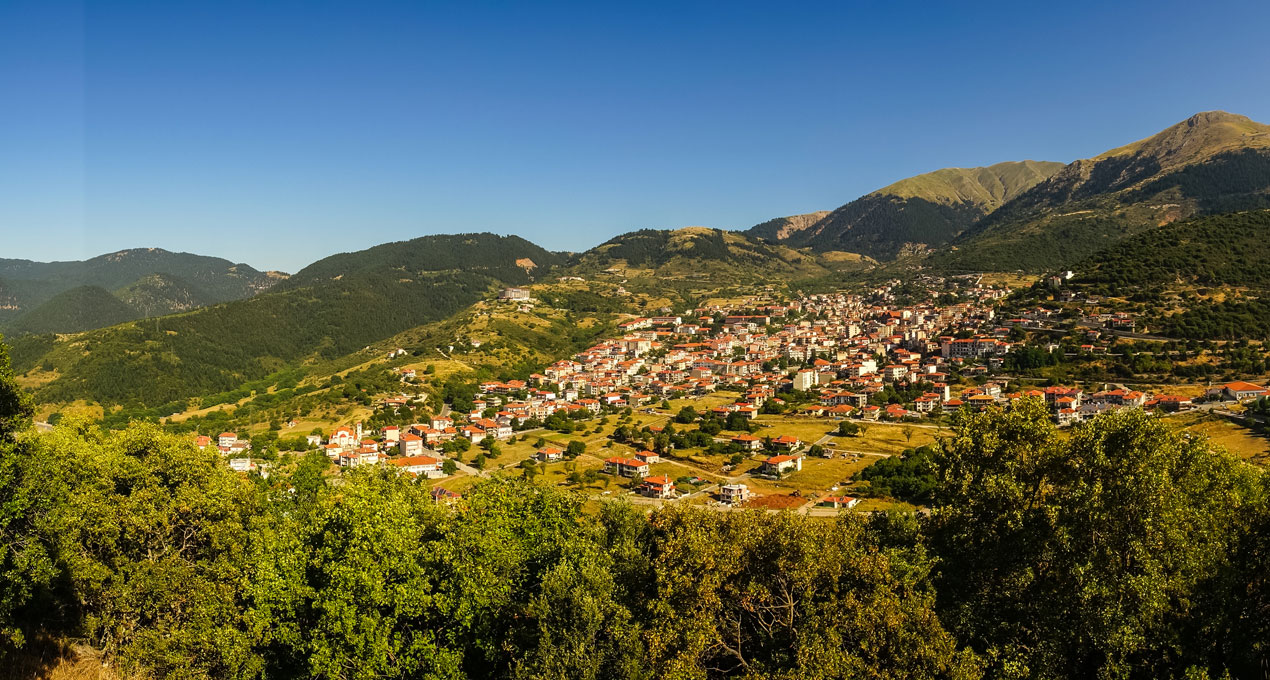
[747,161,1064,259]
[0,248,283,331]
[574,227,847,280]
[6,286,141,335]
[13,234,566,409]
[1061,209,1270,342]
[745,212,831,241]
[115,273,219,315]
[940,112,1270,271]
[1068,209,1270,295]
[283,233,561,288]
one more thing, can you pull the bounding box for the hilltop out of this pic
[9,234,564,410]
[573,227,860,282]
[749,161,1063,259]
[940,111,1270,271]
[0,248,282,333]
[575,227,826,277]
[745,212,831,241]
[1057,209,1270,340]
[5,286,142,335]
[1069,209,1270,293]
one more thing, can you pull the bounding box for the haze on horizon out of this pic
[3,0,1270,272]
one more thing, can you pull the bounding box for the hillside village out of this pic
[200,278,1268,508]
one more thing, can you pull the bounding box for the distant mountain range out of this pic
[748,161,1065,259]
[0,248,284,334]
[8,110,1270,410]
[750,111,1270,272]
[8,234,567,407]
[936,111,1270,271]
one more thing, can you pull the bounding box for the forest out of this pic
[1,337,1268,680]
[10,234,562,409]
[1071,210,1270,293]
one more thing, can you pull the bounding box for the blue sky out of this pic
[3,0,1269,272]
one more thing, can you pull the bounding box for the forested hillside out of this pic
[1,338,1266,679]
[1071,210,1270,292]
[283,233,565,288]
[938,112,1270,272]
[745,211,830,241]
[5,286,141,335]
[0,248,282,333]
[748,161,1063,259]
[11,234,562,410]
[575,227,844,281]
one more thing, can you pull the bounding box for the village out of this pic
[199,279,1270,511]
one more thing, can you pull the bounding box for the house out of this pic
[499,287,531,300]
[391,454,444,478]
[634,450,661,464]
[818,495,859,509]
[331,427,355,448]
[195,435,211,450]
[460,425,486,443]
[883,404,910,420]
[1214,381,1268,402]
[431,487,462,505]
[732,434,763,451]
[340,447,382,468]
[966,394,997,412]
[793,369,818,391]
[431,416,454,431]
[640,475,676,499]
[603,457,650,478]
[398,433,425,457]
[770,435,803,452]
[1146,395,1193,412]
[381,426,401,443]
[472,418,513,439]
[760,454,803,476]
[719,483,750,505]
[218,432,237,448]
[536,446,564,462]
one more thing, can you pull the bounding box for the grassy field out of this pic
[1169,411,1269,464]
[749,415,938,455]
[743,455,877,498]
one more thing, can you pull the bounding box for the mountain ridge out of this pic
[939,110,1270,271]
[747,161,1064,259]
[0,247,284,333]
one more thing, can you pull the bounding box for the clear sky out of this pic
[3,0,1269,273]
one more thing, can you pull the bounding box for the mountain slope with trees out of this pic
[938,111,1270,271]
[1069,209,1270,293]
[573,227,857,281]
[2,340,1267,680]
[9,234,564,410]
[4,286,142,336]
[748,161,1063,259]
[0,248,283,333]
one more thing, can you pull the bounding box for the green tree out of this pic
[927,400,1259,679]
[290,449,331,504]
[643,506,980,678]
[0,339,55,652]
[45,422,262,678]
[0,338,32,439]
